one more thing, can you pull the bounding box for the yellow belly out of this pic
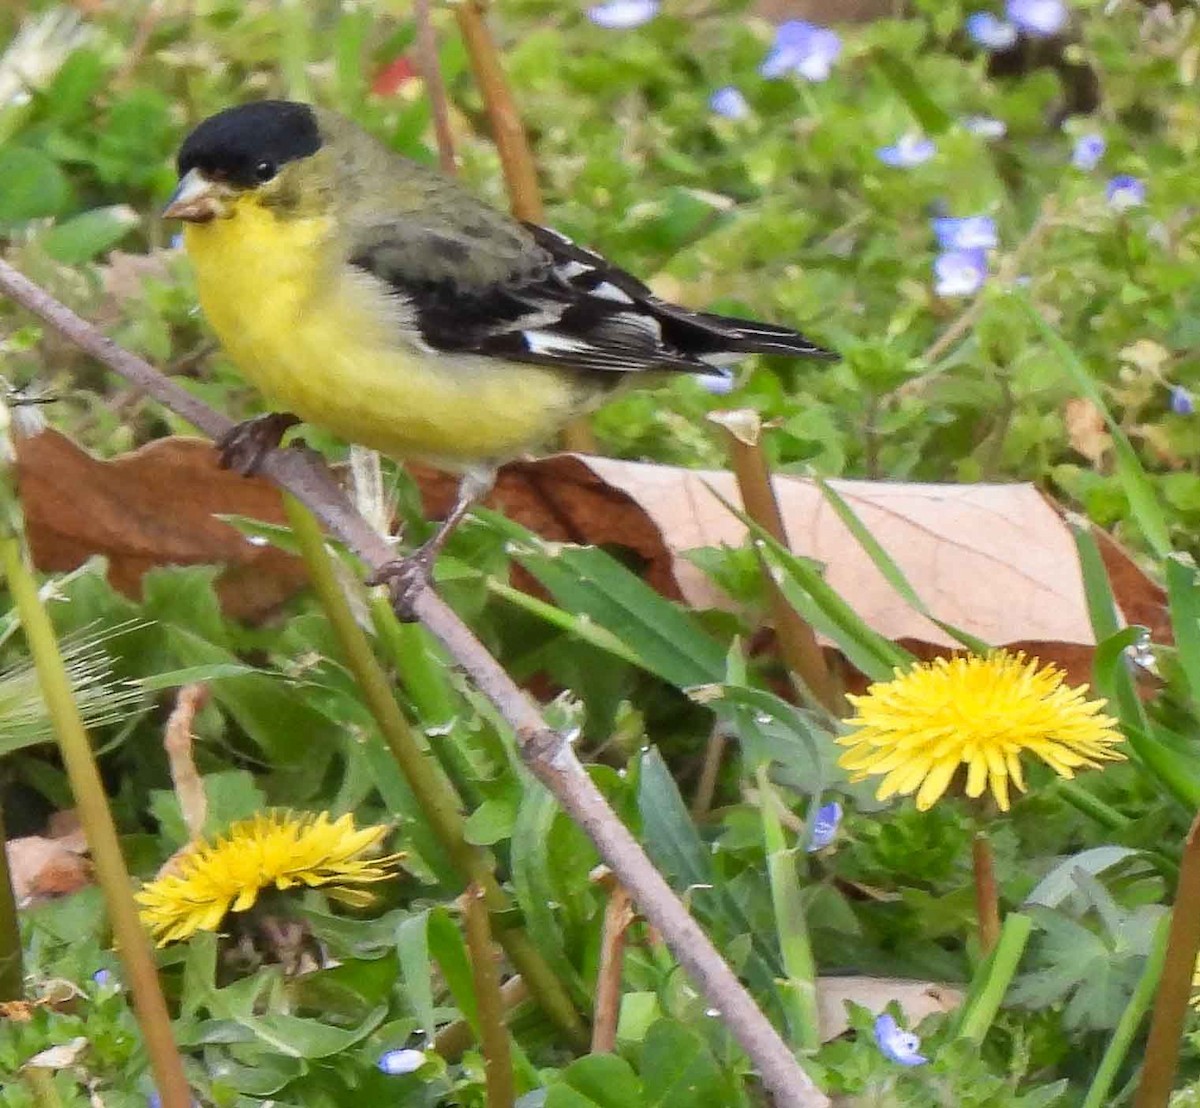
[182,199,593,465]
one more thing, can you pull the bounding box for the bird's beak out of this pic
[163,168,227,223]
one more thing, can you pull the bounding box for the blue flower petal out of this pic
[877,135,935,167]
[709,86,750,120]
[378,1048,427,1076]
[1072,133,1106,170]
[760,20,841,81]
[807,801,842,852]
[1006,0,1068,37]
[587,0,659,29]
[965,11,1018,49]
[874,1014,929,1066]
[1171,386,1194,415]
[963,115,1007,138]
[934,248,988,298]
[1106,174,1145,210]
[932,215,998,251]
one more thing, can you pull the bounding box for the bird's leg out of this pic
[369,466,496,622]
[217,412,302,475]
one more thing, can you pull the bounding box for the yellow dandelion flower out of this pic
[136,811,402,945]
[837,651,1124,812]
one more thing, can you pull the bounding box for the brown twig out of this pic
[972,831,1000,956]
[434,975,529,1061]
[1135,810,1200,1108]
[414,0,458,176]
[453,0,597,454]
[461,884,515,1108]
[0,258,829,1108]
[690,725,727,819]
[710,411,839,713]
[163,683,209,840]
[590,866,635,1053]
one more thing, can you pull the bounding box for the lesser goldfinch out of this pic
[165,100,832,607]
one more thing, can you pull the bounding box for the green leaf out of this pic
[546,1054,645,1108]
[395,911,436,1045]
[427,905,478,1032]
[642,1019,737,1108]
[0,146,70,220]
[41,205,139,263]
[871,49,953,135]
[1024,847,1142,908]
[1166,554,1200,706]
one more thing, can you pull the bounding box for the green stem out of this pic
[462,884,516,1108]
[1082,911,1170,1108]
[1,537,192,1108]
[282,496,587,1046]
[0,800,24,1000]
[755,764,820,1051]
[956,912,1033,1043]
[1054,779,1131,832]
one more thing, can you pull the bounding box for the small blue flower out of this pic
[378,1048,427,1076]
[760,21,842,82]
[1006,0,1068,37]
[587,0,659,29]
[92,969,116,989]
[963,115,1007,139]
[709,86,750,120]
[1106,174,1145,210]
[1171,386,1194,415]
[806,801,842,852]
[1071,133,1105,170]
[932,215,998,251]
[965,12,1018,49]
[934,248,988,298]
[874,1014,929,1066]
[877,134,935,167]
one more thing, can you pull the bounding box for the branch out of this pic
[414,0,458,176]
[0,258,828,1108]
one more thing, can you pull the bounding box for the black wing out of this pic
[349,219,835,381]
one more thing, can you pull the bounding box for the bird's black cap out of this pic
[177,100,322,188]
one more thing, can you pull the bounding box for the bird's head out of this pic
[165,100,326,224]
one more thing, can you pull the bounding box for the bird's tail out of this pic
[645,296,837,362]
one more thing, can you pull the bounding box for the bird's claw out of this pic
[217,412,301,475]
[367,552,435,623]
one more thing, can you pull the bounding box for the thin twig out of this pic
[461,884,516,1108]
[711,411,839,713]
[0,259,829,1108]
[434,976,529,1061]
[690,725,727,819]
[414,0,458,176]
[0,802,23,1001]
[1135,810,1200,1108]
[590,867,635,1053]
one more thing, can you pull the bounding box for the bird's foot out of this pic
[217,412,301,475]
[367,548,436,623]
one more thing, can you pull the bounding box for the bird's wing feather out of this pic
[347,217,832,378]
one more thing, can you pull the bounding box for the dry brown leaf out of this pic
[1064,397,1110,464]
[817,976,964,1041]
[15,429,306,620]
[413,454,1163,667]
[6,833,90,904]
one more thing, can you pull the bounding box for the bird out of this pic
[164,99,833,614]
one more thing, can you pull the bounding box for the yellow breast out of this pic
[182,197,594,465]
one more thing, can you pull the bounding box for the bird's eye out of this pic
[254,160,277,183]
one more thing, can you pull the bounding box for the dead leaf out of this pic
[15,429,306,620]
[1064,398,1110,464]
[23,1036,88,1070]
[6,832,90,904]
[817,976,964,1041]
[412,454,1163,668]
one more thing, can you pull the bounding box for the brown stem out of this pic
[1135,810,1200,1108]
[0,801,24,1001]
[163,684,209,840]
[690,725,726,819]
[414,0,458,176]
[972,831,1000,956]
[461,884,516,1108]
[0,259,829,1108]
[591,869,634,1053]
[714,413,839,713]
[435,975,529,1061]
